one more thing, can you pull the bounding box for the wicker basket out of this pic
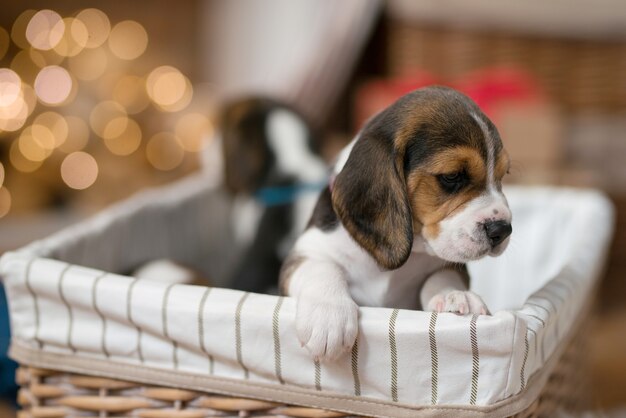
[14,320,590,418]
[1,177,614,418]
[386,21,626,114]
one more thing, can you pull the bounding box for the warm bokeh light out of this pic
[3,8,201,207]
[113,75,149,114]
[11,10,37,49]
[68,47,108,81]
[159,77,193,112]
[0,95,26,118]
[68,17,88,51]
[0,75,31,132]
[28,48,47,67]
[175,113,213,152]
[89,100,127,138]
[0,101,29,132]
[75,9,110,49]
[60,116,90,153]
[102,116,128,139]
[26,9,65,51]
[9,138,42,173]
[21,83,37,113]
[30,124,56,152]
[108,20,148,60]
[34,65,73,105]
[146,132,184,170]
[53,18,86,57]
[0,187,11,218]
[104,118,142,156]
[34,111,69,148]
[146,66,193,112]
[18,125,54,162]
[11,49,46,84]
[61,152,98,189]
[0,69,22,107]
[0,26,10,61]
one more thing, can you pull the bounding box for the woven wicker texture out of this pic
[387,22,626,114]
[16,367,349,417]
[15,326,587,418]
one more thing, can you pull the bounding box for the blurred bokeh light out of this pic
[34,65,73,105]
[0,187,11,218]
[146,65,193,112]
[175,113,212,152]
[104,118,142,156]
[108,20,148,60]
[0,4,204,221]
[74,9,110,49]
[61,151,98,190]
[25,9,64,51]
[146,132,184,170]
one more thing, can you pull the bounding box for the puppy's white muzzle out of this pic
[423,191,512,263]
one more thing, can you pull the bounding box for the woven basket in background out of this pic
[387,22,626,114]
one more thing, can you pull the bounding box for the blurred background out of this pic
[0,0,625,416]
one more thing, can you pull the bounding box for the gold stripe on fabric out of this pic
[351,338,361,396]
[314,360,321,391]
[235,292,250,379]
[198,287,214,374]
[521,331,530,391]
[429,312,439,405]
[389,309,399,402]
[470,314,479,405]
[272,297,284,384]
[57,264,75,353]
[91,273,110,358]
[23,259,42,349]
[162,283,178,369]
[126,279,144,363]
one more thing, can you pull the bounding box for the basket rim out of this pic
[9,300,587,418]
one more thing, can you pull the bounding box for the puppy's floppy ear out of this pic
[331,118,413,270]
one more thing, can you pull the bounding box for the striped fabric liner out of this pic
[0,185,614,409]
[428,312,438,405]
[198,287,214,374]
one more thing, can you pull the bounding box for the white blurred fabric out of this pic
[200,0,382,125]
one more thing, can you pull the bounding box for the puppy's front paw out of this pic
[295,295,359,362]
[427,290,490,315]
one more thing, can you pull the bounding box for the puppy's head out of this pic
[332,86,512,269]
[219,97,319,195]
[220,98,276,194]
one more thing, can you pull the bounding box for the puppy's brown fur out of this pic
[331,86,510,270]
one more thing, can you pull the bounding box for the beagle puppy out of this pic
[217,98,327,293]
[279,86,512,361]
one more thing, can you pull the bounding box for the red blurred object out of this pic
[454,68,544,118]
[353,67,546,130]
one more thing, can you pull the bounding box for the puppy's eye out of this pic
[437,171,468,194]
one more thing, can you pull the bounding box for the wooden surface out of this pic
[589,308,626,409]
[0,400,15,418]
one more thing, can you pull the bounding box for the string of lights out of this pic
[0,8,215,219]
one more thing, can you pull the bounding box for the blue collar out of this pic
[254,181,326,207]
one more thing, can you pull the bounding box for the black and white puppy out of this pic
[280,86,512,361]
[216,98,327,293]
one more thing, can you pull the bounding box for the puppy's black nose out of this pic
[484,220,512,248]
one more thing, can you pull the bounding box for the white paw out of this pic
[295,295,359,362]
[427,290,490,315]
